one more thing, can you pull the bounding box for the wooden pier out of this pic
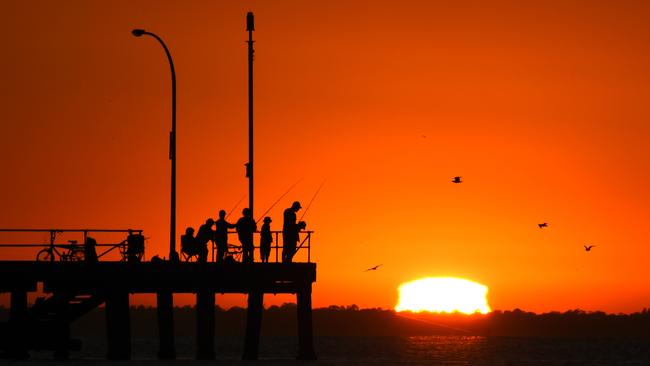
[0,261,317,360]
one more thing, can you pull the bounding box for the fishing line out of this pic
[226,194,247,219]
[299,179,326,222]
[256,178,302,223]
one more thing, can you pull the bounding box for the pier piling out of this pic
[242,290,264,360]
[9,290,28,359]
[196,291,215,360]
[297,285,317,360]
[53,318,71,360]
[105,290,131,360]
[156,291,176,359]
[0,261,316,360]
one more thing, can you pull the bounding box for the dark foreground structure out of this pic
[0,10,317,361]
[0,261,317,360]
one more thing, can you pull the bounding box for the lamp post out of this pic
[246,12,255,219]
[132,29,178,261]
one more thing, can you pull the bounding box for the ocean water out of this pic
[17,336,650,365]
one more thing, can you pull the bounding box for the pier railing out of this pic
[211,230,313,263]
[0,228,314,263]
[0,229,143,262]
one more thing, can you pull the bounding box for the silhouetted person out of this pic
[195,218,214,262]
[260,217,273,263]
[215,209,236,263]
[236,208,257,263]
[84,236,98,263]
[126,229,145,262]
[181,227,199,261]
[282,201,302,263]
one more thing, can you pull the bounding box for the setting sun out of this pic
[395,277,491,314]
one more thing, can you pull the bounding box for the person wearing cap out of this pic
[236,208,257,263]
[282,201,302,263]
[260,216,273,263]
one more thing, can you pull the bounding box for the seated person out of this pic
[126,230,145,262]
[181,227,199,260]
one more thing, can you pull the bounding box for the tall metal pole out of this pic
[131,29,177,260]
[246,12,255,219]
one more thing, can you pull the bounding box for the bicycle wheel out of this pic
[71,249,84,261]
[36,249,54,262]
[119,242,128,261]
[231,248,243,262]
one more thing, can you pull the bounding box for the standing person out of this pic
[260,217,273,263]
[195,218,214,263]
[282,201,301,263]
[236,208,257,263]
[215,209,236,263]
[84,236,98,263]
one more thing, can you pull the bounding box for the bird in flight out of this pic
[584,245,596,252]
[538,223,548,229]
[364,264,382,272]
[452,176,462,184]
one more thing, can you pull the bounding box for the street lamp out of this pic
[132,29,178,261]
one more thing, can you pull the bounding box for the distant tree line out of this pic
[2,305,650,337]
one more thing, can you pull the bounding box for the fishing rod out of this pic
[256,178,302,224]
[293,180,326,258]
[299,179,326,222]
[226,194,246,219]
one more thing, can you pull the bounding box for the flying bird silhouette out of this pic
[364,264,382,272]
[538,223,548,228]
[452,176,462,184]
[584,245,596,252]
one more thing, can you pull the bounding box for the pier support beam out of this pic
[157,291,176,359]
[196,291,215,360]
[53,319,71,360]
[105,291,131,360]
[8,290,28,359]
[297,285,317,360]
[242,290,264,360]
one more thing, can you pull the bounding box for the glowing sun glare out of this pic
[395,277,491,314]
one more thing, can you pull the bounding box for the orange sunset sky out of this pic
[2,1,650,313]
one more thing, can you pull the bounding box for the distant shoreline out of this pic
[3,304,648,337]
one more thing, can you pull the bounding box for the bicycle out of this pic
[225,244,243,262]
[36,240,85,262]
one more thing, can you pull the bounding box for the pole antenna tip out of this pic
[246,12,255,31]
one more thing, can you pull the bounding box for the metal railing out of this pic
[206,230,313,263]
[0,229,144,262]
[0,228,313,263]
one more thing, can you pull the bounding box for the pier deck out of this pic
[0,261,316,293]
[0,261,317,360]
